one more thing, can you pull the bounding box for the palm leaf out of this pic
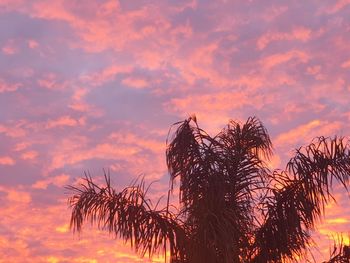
[253,137,350,262]
[67,172,187,262]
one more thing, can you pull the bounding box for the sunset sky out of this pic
[1,0,350,262]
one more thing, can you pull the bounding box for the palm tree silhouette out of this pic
[67,116,350,262]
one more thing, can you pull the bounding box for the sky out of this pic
[0,0,350,262]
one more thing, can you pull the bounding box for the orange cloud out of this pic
[170,92,239,112]
[261,50,310,69]
[276,119,318,142]
[7,190,31,203]
[0,156,15,165]
[20,150,38,160]
[48,141,139,172]
[172,42,229,86]
[167,91,272,117]
[32,174,70,189]
[275,120,343,149]
[108,133,164,153]
[0,186,31,203]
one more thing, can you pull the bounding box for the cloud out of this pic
[108,132,164,153]
[0,79,21,93]
[0,124,26,138]
[27,39,39,49]
[14,142,32,151]
[327,0,350,14]
[0,156,15,165]
[0,186,31,203]
[257,27,312,50]
[341,59,350,68]
[275,120,342,148]
[45,116,86,129]
[81,64,133,87]
[261,50,310,69]
[122,77,149,89]
[20,150,38,160]
[37,73,68,90]
[32,174,70,189]
[1,39,19,55]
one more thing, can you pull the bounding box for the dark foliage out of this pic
[67,116,350,263]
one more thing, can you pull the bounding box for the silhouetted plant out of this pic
[67,116,350,263]
[323,237,350,263]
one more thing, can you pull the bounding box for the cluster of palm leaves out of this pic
[67,116,350,262]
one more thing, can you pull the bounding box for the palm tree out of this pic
[67,116,350,263]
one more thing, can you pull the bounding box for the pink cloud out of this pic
[121,77,149,89]
[165,92,277,134]
[20,150,38,160]
[0,0,24,11]
[0,79,21,93]
[37,73,68,90]
[45,115,86,129]
[0,156,15,165]
[108,132,164,153]
[81,64,133,86]
[327,0,350,14]
[261,5,288,21]
[0,123,26,138]
[2,39,18,55]
[341,59,350,68]
[306,65,322,75]
[169,92,244,112]
[48,141,139,171]
[27,39,39,49]
[14,142,32,152]
[257,27,312,50]
[275,120,343,149]
[0,186,31,203]
[166,91,271,117]
[261,49,310,69]
[32,174,70,189]
[172,42,229,86]
[29,0,164,53]
[68,88,104,117]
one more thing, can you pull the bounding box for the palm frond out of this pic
[67,172,187,262]
[253,137,350,262]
